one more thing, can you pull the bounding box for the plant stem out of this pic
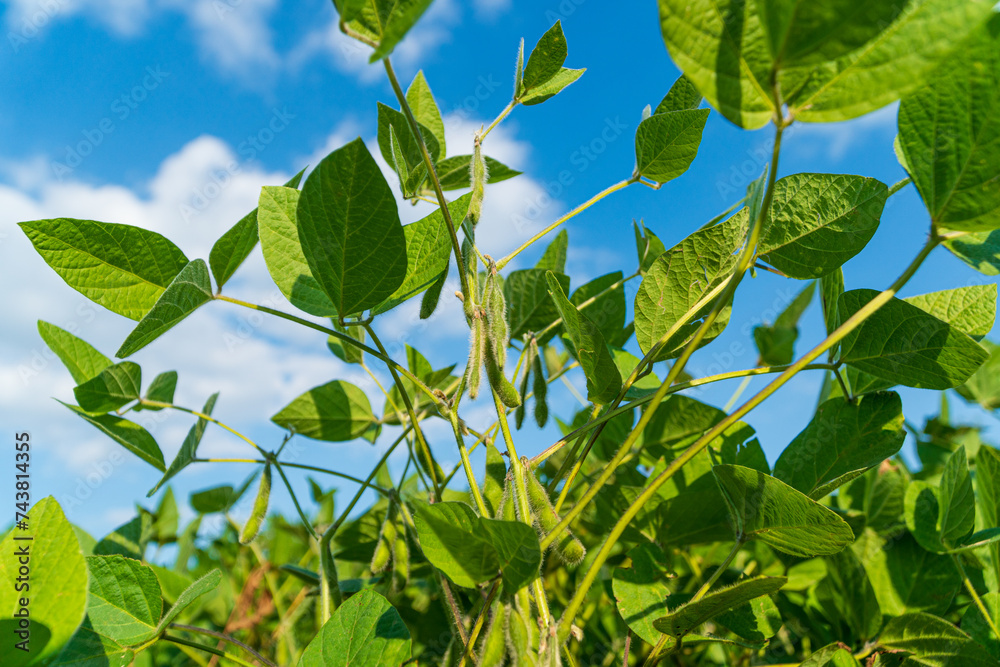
[888,177,912,197]
[458,582,501,667]
[529,362,835,468]
[451,410,490,516]
[541,116,787,555]
[161,635,259,667]
[952,553,1000,639]
[170,624,277,667]
[364,322,442,499]
[214,294,439,404]
[383,57,472,303]
[691,539,744,603]
[491,388,552,629]
[142,400,267,457]
[497,177,638,270]
[318,428,409,621]
[273,461,318,539]
[556,231,942,641]
[481,100,516,140]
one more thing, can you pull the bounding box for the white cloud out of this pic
[0,111,567,536]
[6,0,490,84]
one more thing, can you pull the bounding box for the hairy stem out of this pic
[557,231,942,641]
[497,177,638,270]
[384,57,471,302]
[170,624,277,667]
[691,539,744,603]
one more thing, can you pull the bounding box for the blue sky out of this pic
[1,0,997,542]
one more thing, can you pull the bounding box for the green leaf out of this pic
[879,612,998,667]
[297,138,407,317]
[373,195,470,314]
[546,271,622,404]
[336,0,433,63]
[713,465,855,557]
[19,218,189,321]
[945,229,1000,276]
[634,220,667,275]
[753,281,815,365]
[142,371,177,408]
[52,617,135,667]
[962,591,1000,660]
[258,185,338,317]
[298,589,410,667]
[903,285,996,341]
[657,0,775,129]
[271,380,375,442]
[773,392,905,499]
[504,268,570,340]
[190,485,236,514]
[785,0,996,123]
[478,518,542,594]
[570,271,627,344]
[209,170,305,291]
[838,290,989,390]
[977,447,1000,587]
[652,576,787,637]
[412,501,498,588]
[938,445,975,546]
[656,74,703,113]
[757,0,905,68]
[905,481,946,553]
[148,393,217,496]
[521,21,567,94]
[758,174,887,279]
[634,209,748,361]
[635,109,710,184]
[406,70,445,157]
[154,569,221,634]
[0,497,87,666]
[898,17,1000,232]
[612,542,672,644]
[327,320,366,365]
[435,154,522,190]
[957,341,1000,410]
[85,555,162,645]
[536,229,568,274]
[116,259,213,357]
[800,645,863,667]
[857,531,961,616]
[62,403,165,471]
[819,547,882,641]
[94,514,151,560]
[519,67,585,106]
[37,320,112,384]
[73,361,142,413]
[377,102,441,177]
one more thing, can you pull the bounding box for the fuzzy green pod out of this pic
[468,136,487,226]
[370,501,398,574]
[505,596,539,667]
[466,315,486,400]
[531,349,549,428]
[498,474,516,522]
[482,267,509,368]
[391,519,409,590]
[525,471,585,566]
[239,462,271,545]
[479,602,507,667]
[461,235,479,321]
[486,344,522,408]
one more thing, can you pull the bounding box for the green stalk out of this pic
[364,322,443,499]
[556,231,943,641]
[691,539,744,603]
[383,57,471,303]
